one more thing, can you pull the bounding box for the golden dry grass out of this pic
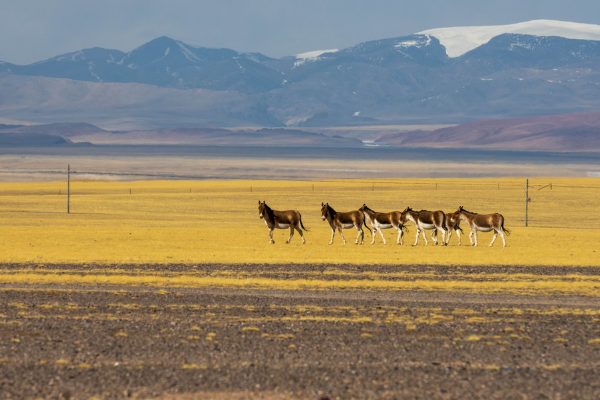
[0,177,599,266]
[1,267,600,296]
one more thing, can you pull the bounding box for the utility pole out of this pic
[67,165,71,214]
[525,178,529,227]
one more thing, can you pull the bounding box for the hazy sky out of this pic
[2,0,600,64]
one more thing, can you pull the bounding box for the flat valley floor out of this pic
[1,263,599,399]
[2,145,600,181]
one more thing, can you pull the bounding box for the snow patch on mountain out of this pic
[420,20,600,57]
[293,49,338,68]
[176,42,201,63]
[395,35,432,49]
[87,62,102,82]
[296,49,339,60]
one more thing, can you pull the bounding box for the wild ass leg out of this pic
[430,229,438,246]
[370,226,377,245]
[329,227,336,245]
[499,229,506,247]
[468,230,475,246]
[441,228,447,246]
[413,228,421,246]
[269,228,275,244]
[473,230,479,246]
[378,228,387,245]
[355,225,363,245]
[286,226,294,244]
[395,226,404,245]
[338,227,348,245]
[455,228,462,246]
[489,230,498,247]
[422,228,429,246]
[295,225,306,244]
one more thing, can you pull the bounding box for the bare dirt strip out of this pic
[1,264,599,399]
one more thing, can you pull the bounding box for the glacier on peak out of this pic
[293,48,339,68]
[295,49,339,60]
[420,19,600,57]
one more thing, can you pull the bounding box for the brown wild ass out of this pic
[456,206,510,247]
[321,203,371,245]
[443,210,464,246]
[359,204,408,245]
[258,201,307,244]
[400,207,448,246]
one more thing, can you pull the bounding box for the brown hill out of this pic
[375,111,600,152]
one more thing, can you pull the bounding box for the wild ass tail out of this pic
[501,217,510,235]
[441,213,449,231]
[299,215,308,232]
[362,218,372,234]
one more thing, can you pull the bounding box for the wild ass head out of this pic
[457,205,475,214]
[399,206,413,224]
[359,204,374,213]
[456,205,473,221]
[258,200,268,219]
[321,202,332,221]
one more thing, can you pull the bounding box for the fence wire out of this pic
[1,170,599,229]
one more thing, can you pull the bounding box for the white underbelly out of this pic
[420,223,436,230]
[476,227,493,232]
[276,223,290,229]
[377,223,393,229]
[342,223,355,229]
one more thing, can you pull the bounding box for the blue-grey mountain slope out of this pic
[2,20,600,127]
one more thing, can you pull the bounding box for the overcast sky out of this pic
[2,0,600,64]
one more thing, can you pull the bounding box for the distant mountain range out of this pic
[1,20,600,129]
[2,110,599,152]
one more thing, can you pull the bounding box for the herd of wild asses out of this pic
[258,201,510,247]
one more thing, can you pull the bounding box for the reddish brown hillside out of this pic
[376,111,600,152]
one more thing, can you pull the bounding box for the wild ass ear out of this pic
[321,202,324,206]
[258,200,261,205]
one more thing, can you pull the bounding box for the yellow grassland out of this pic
[0,177,599,266]
[0,271,598,296]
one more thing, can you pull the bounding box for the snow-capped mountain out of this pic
[2,19,600,127]
[421,19,600,57]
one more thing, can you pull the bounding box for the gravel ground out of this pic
[1,264,599,399]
